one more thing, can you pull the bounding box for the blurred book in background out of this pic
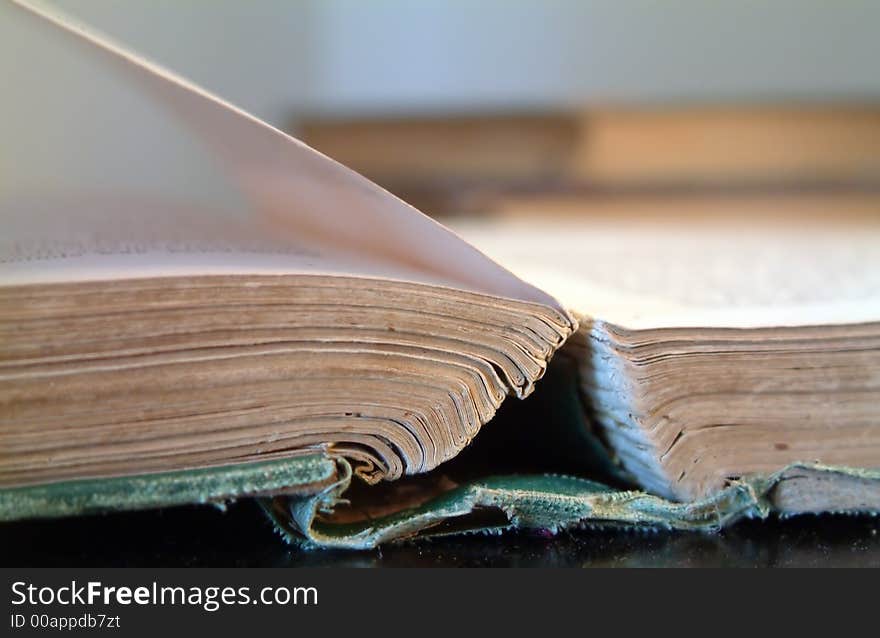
[298,105,880,220]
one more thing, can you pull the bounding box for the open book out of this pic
[2,1,879,549]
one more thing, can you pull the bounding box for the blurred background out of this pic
[49,0,880,220]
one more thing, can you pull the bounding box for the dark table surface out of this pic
[3,499,878,567]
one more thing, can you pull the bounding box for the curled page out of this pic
[1,0,568,315]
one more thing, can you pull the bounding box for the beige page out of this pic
[452,214,880,329]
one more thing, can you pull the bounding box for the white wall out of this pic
[51,0,880,125]
[304,0,880,114]
[51,0,312,127]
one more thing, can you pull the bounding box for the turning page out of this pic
[1,0,565,316]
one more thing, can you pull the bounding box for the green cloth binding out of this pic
[0,455,337,521]
[265,460,880,550]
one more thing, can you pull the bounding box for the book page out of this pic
[0,0,566,315]
[452,214,880,329]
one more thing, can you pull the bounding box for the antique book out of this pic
[2,1,879,549]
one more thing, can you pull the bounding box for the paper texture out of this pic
[453,216,880,329]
